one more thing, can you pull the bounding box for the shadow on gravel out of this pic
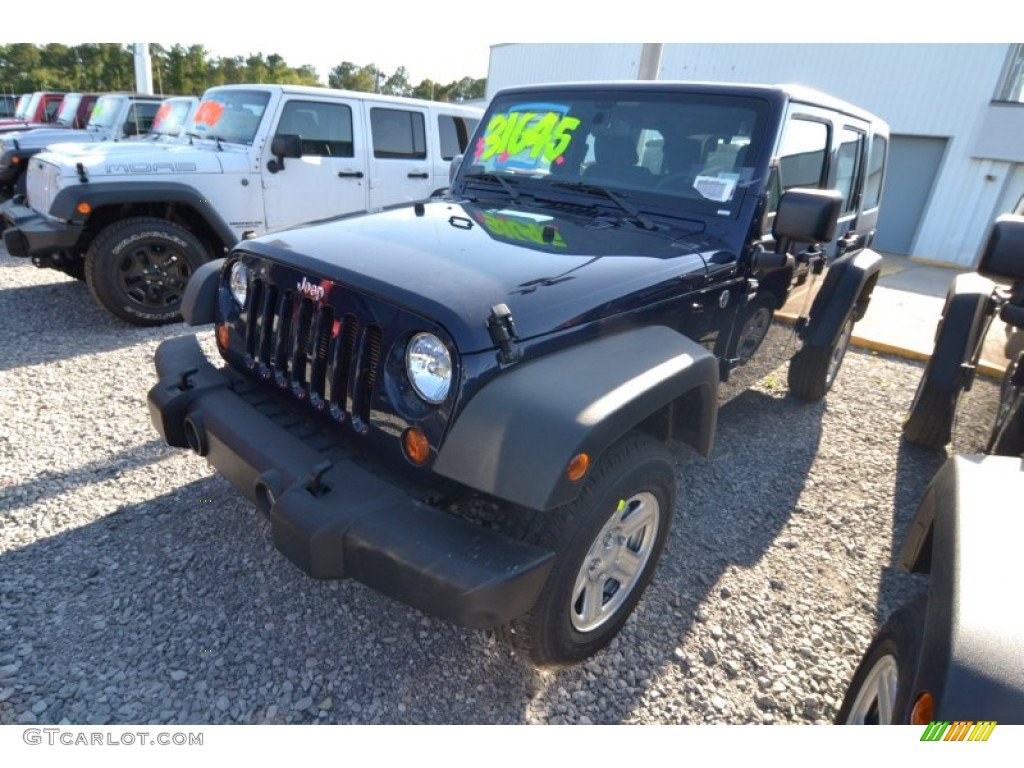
[0,440,174,516]
[0,475,541,726]
[0,277,189,372]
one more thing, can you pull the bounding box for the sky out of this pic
[7,0,1008,90]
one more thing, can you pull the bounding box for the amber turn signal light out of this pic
[910,691,934,725]
[403,428,430,466]
[216,323,230,350]
[566,453,590,482]
[76,201,91,216]
[11,156,19,164]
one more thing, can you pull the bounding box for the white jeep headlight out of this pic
[229,260,249,307]
[406,333,452,404]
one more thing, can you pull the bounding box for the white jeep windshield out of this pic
[55,95,83,126]
[88,95,125,129]
[151,99,192,137]
[186,89,270,145]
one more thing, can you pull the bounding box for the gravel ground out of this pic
[0,249,993,725]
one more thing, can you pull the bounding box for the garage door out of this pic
[874,135,948,254]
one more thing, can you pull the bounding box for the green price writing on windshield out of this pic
[480,111,581,164]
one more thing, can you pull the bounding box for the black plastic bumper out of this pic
[148,334,554,629]
[0,200,82,257]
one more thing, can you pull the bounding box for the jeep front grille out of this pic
[27,159,61,215]
[243,276,382,432]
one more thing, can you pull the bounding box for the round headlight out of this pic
[229,260,249,307]
[406,333,452,404]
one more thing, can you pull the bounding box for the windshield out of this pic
[88,95,125,129]
[186,88,270,145]
[19,93,42,121]
[151,99,192,137]
[55,94,82,125]
[460,89,768,219]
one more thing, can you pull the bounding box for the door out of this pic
[874,135,947,254]
[262,98,369,230]
[367,105,433,209]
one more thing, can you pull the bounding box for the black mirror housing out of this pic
[976,214,1024,284]
[272,134,303,159]
[773,188,842,244]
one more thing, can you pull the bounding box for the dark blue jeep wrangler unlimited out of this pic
[148,82,889,666]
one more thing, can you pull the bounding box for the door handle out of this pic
[338,171,364,179]
[407,172,429,179]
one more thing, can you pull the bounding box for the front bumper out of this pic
[0,199,82,258]
[148,334,554,629]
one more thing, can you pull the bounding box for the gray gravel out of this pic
[0,249,987,725]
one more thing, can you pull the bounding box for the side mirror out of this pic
[976,214,1024,283]
[268,134,302,174]
[449,153,464,186]
[773,188,842,244]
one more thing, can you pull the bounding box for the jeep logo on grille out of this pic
[297,277,325,301]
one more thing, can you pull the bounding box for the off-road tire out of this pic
[788,314,855,401]
[499,431,676,668]
[903,368,957,450]
[837,599,925,725]
[85,217,207,326]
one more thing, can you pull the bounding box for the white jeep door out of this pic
[261,97,369,230]
[366,105,433,209]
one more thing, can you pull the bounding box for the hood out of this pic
[0,122,66,135]
[1,127,89,149]
[242,200,732,353]
[38,141,236,178]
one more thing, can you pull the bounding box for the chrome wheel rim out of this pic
[570,491,660,633]
[845,654,899,724]
[826,317,855,388]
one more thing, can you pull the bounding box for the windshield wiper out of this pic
[550,181,656,231]
[462,172,521,203]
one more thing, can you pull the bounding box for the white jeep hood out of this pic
[38,141,249,178]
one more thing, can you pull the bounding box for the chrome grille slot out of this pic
[240,277,385,431]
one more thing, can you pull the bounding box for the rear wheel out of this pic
[85,217,207,326]
[788,314,855,401]
[500,432,676,668]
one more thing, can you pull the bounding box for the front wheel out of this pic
[500,432,676,668]
[788,314,855,401]
[837,600,924,725]
[85,216,208,326]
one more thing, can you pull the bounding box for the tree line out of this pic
[0,44,486,103]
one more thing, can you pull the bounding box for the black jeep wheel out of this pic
[837,599,924,725]
[500,432,676,668]
[788,313,855,402]
[903,370,958,451]
[85,217,207,326]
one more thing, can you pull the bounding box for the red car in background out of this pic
[0,91,64,128]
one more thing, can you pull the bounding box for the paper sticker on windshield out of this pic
[152,102,172,131]
[693,174,739,203]
[475,103,580,171]
[193,101,225,131]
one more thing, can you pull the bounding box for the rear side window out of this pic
[277,101,354,157]
[371,108,426,159]
[835,127,865,213]
[863,135,887,210]
[438,114,479,160]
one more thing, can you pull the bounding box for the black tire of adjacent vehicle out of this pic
[84,217,207,326]
[500,431,676,668]
[788,314,855,402]
[836,599,925,725]
[986,356,1024,457]
[902,367,957,450]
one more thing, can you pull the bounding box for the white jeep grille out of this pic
[27,159,62,216]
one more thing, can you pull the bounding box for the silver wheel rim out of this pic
[826,317,855,388]
[570,491,660,633]
[845,654,899,724]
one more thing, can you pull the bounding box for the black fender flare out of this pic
[49,181,238,251]
[919,272,996,393]
[433,326,719,512]
[181,257,226,326]
[801,248,883,348]
[898,455,1024,721]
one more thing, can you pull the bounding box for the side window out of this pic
[134,103,160,134]
[277,101,354,158]
[438,115,477,160]
[777,118,830,194]
[835,127,865,213]
[863,135,887,210]
[45,99,61,122]
[371,108,426,160]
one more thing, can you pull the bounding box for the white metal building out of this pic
[486,44,1024,267]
